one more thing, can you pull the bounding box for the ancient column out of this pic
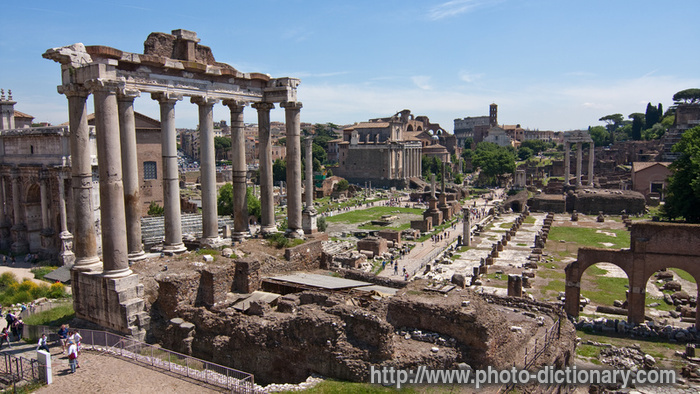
[192,96,222,246]
[91,80,131,278]
[60,84,101,271]
[462,207,471,246]
[0,176,7,250]
[224,100,249,241]
[575,142,583,187]
[0,176,5,223]
[39,171,50,230]
[564,142,570,186]
[57,172,75,266]
[588,141,595,187]
[10,168,28,254]
[152,93,187,254]
[117,89,145,262]
[282,101,303,237]
[252,102,276,234]
[302,136,317,234]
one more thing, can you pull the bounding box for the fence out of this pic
[74,328,256,393]
[0,352,40,386]
[20,300,72,320]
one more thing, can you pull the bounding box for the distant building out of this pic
[483,126,514,147]
[662,104,700,161]
[631,162,671,201]
[454,103,498,146]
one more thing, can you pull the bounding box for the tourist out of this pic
[67,340,78,373]
[12,317,23,341]
[69,330,83,367]
[58,324,68,353]
[393,264,398,275]
[0,328,10,349]
[37,333,50,353]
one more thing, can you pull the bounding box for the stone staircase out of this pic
[140,213,235,248]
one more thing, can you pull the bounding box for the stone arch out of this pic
[638,259,700,328]
[510,201,522,212]
[417,126,422,131]
[407,125,414,131]
[26,183,40,204]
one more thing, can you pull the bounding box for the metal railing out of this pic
[73,328,256,393]
[0,352,40,385]
[523,317,561,369]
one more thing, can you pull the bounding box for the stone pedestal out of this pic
[58,230,75,266]
[71,270,148,340]
[302,207,318,235]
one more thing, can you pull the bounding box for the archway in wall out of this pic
[407,125,413,131]
[25,183,42,252]
[580,262,630,317]
[510,201,522,212]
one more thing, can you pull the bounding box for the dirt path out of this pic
[34,351,222,393]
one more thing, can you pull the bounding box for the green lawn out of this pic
[325,207,423,224]
[671,268,697,283]
[23,303,74,327]
[547,227,630,249]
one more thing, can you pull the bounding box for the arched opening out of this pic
[407,125,413,131]
[417,126,422,131]
[645,268,698,326]
[579,262,630,318]
[510,201,522,212]
[26,184,40,204]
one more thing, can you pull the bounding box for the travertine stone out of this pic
[282,101,303,238]
[152,92,187,254]
[117,89,145,262]
[63,85,101,272]
[252,102,276,234]
[90,80,131,278]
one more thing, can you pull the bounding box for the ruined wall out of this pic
[571,190,646,214]
[528,194,566,213]
[284,239,324,270]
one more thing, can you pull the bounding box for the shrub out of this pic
[0,272,17,290]
[147,201,165,216]
[47,282,67,299]
[267,233,289,249]
[317,216,327,232]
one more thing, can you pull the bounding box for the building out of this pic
[334,110,426,188]
[662,104,700,161]
[454,103,498,146]
[483,126,514,147]
[631,162,672,202]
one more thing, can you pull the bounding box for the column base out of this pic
[128,250,147,263]
[285,228,304,239]
[231,231,250,242]
[261,225,277,236]
[199,236,232,249]
[302,208,318,234]
[72,256,103,273]
[102,267,133,278]
[162,242,187,255]
[59,250,76,266]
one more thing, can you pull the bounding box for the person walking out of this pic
[37,333,50,353]
[0,328,11,349]
[58,324,68,354]
[67,340,78,373]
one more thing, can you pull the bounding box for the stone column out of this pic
[39,171,50,230]
[224,101,249,241]
[192,96,224,246]
[60,85,101,271]
[462,207,471,246]
[588,141,595,187]
[152,93,187,254]
[117,89,145,262]
[0,176,8,250]
[252,102,276,234]
[302,136,317,234]
[57,172,75,266]
[10,168,28,254]
[91,80,131,278]
[564,142,570,186]
[0,176,5,223]
[282,101,303,238]
[576,142,583,187]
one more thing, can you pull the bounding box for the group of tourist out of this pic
[0,311,24,348]
[431,231,451,243]
[0,253,39,265]
[58,324,82,373]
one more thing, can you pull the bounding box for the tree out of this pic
[463,137,474,150]
[472,142,516,186]
[588,126,609,147]
[272,158,286,184]
[147,201,164,216]
[317,216,328,232]
[645,102,661,129]
[217,183,234,216]
[517,146,533,161]
[628,113,645,141]
[673,88,700,105]
[246,187,261,221]
[599,114,624,143]
[335,179,349,192]
[662,126,700,222]
[519,139,551,154]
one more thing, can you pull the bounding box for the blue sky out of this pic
[1,0,699,132]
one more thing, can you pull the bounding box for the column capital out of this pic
[57,83,90,98]
[280,101,303,110]
[252,101,275,111]
[84,78,121,94]
[151,92,183,104]
[117,88,141,102]
[223,99,248,112]
[190,96,219,106]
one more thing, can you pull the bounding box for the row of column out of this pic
[563,141,594,187]
[401,146,421,178]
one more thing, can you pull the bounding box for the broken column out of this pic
[282,101,303,238]
[57,172,75,266]
[302,136,317,234]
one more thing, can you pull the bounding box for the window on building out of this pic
[144,161,157,180]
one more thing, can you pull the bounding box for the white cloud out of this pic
[458,70,483,83]
[428,0,497,21]
[411,76,433,90]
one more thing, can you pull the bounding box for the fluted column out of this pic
[117,89,145,262]
[576,142,583,187]
[57,171,75,265]
[90,80,131,278]
[302,136,318,234]
[0,176,5,224]
[281,101,303,237]
[224,101,249,240]
[564,142,570,186]
[252,102,276,234]
[39,171,50,230]
[60,85,101,271]
[10,168,28,254]
[588,141,595,187]
[192,96,221,245]
[152,93,187,253]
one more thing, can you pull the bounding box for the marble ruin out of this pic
[43,30,302,337]
[562,130,594,188]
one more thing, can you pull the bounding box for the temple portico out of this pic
[563,131,595,188]
[43,29,301,338]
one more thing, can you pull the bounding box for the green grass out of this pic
[371,260,387,275]
[547,227,630,249]
[576,344,601,359]
[325,206,422,224]
[542,279,564,293]
[23,303,74,327]
[359,223,412,231]
[298,380,418,393]
[671,268,696,283]
[32,266,58,281]
[582,277,627,306]
[195,248,220,256]
[523,216,536,224]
